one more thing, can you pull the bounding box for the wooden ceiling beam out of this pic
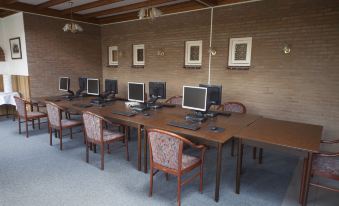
[1,0,18,5]
[61,0,123,15]
[0,2,99,24]
[0,10,16,18]
[36,0,69,9]
[85,0,177,18]
[194,0,218,6]
[98,0,205,24]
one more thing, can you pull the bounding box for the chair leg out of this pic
[253,147,257,159]
[94,144,97,153]
[83,128,86,144]
[177,175,182,206]
[86,142,89,163]
[258,148,263,164]
[231,138,235,157]
[18,117,21,134]
[25,120,29,138]
[59,129,63,150]
[165,173,169,181]
[107,144,111,154]
[70,128,73,139]
[100,143,104,170]
[149,167,153,197]
[299,158,307,203]
[32,119,35,129]
[124,128,129,161]
[199,164,204,193]
[49,126,52,146]
[38,118,41,130]
[240,144,244,175]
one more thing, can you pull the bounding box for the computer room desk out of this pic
[32,96,261,202]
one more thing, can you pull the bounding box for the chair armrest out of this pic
[101,116,122,128]
[321,139,339,144]
[315,152,339,157]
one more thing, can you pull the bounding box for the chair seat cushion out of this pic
[61,119,82,128]
[27,111,47,118]
[182,154,200,170]
[312,155,339,177]
[103,129,124,141]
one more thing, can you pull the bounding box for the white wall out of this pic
[0,12,28,76]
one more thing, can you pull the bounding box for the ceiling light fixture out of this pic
[138,7,162,20]
[63,2,83,33]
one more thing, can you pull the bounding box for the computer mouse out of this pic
[143,113,150,116]
[210,126,218,131]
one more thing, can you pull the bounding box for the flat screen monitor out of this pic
[59,77,70,91]
[199,84,222,105]
[149,81,166,99]
[79,77,87,91]
[128,82,145,103]
[182,86,207,112]
[105,79,118,94]
[87,78,100,96]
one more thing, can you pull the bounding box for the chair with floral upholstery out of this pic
[147,129,206,206]
[218,102,263,163]
[14,96,47,138]
[46,102,82,150]
[165,96,182,105]
[300,138,339,204]
[83,111,129,170]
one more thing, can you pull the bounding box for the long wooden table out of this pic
[33,96,261,202]
[234,118,323,206]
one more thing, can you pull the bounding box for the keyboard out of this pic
[160,103,176,108]
[131,105,148,112]
[111,110,137,117]
[167,120,200,131]
[72,103,92,108]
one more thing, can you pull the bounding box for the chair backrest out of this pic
[165,96,182,105]
[14,96,26,117]
[46,102,61,127]
[148,129,184,171]
[219,102,246,114]
[83,111,103,142]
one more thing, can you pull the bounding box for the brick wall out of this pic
[24,14,102,98]
[102,0,339,138]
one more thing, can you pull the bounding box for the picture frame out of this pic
[133,44,145,67]
[228,37,252,67]
[185,40,202,67]
[9,37,22,60]
[108,46,118,66]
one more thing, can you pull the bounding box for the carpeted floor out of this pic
[0,116,300,206]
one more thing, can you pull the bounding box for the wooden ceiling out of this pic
[0,0,248,24]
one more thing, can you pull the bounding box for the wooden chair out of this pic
[46,102,82,150]
[148,129,206,206]
[165,95,182,105]
[83,111,129,170]
[14,96,47,138]
[300,138,339,204]
[218,102,263,163]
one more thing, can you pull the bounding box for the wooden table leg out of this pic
[144,127,148,173]
[137,125,142,171]
[236,138,243,194]
[302,152,313,206]
[214,143,223,202]
[299,157,308,204]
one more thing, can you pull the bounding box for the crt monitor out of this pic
[149,81,166,99]
[182,86,207,112]
[59,77,70,91]
[128,82,145,103]
[105,79,118,94]
[199,84,222,105]
[87,78,100,96]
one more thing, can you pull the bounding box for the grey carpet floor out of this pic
[0,116,299,206]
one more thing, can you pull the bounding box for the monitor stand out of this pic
[185,111,207,123]
[147,97,162,109]
[131,103,149,112]
[90,96,105,105]
[63,90,75,100]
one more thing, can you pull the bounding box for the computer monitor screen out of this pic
[128,82,145,103]
[182,86,207,112]
[79,77,87,91]
[87,78,100,95]
[149,81,166,99]
[105,79,118,94]
[199,84,222,105]
[59,77,70,91]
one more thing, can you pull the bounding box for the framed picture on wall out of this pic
[133,44,145,67]
[185,40,202,67]
[228,37,252,67]
[108,46,118,66]
[9,37,22,60]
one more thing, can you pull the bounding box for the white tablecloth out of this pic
[0,92,19,106]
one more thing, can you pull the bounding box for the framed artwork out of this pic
[133,44,145,66]
[228,37,252,67]
[185,40,202,67]
[108,46,118,66]
[9,37,22,60]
